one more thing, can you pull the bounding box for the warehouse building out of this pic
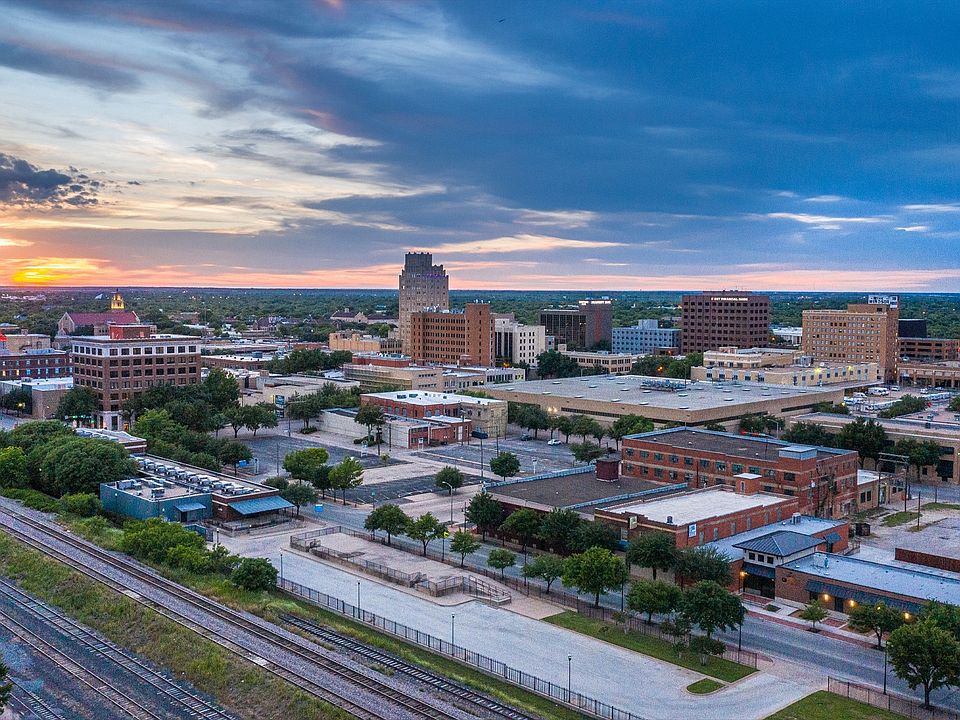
[360,389,507,438]
[483,374,845,428]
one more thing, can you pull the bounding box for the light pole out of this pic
[480,435,485,482]
[738,620,743,652]
[883,642,888,694]
[279,552,283,585]
[567,655,572,702]
[357,580,361,619]
[215,527,220,548]
[440,481,455,523]
[451,613,456,647]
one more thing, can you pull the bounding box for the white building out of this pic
[495,318,546,366]
[612,320,680,355]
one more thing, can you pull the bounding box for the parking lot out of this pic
[244,434,403,477]
[417,434,586,478]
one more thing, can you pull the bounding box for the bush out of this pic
[232,557,278,591]
[121,518,205,564]
[0,487,61,513]
[60,493,102,518]
[166,544,212,573]
[299,426,317,435]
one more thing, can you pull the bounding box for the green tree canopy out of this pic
[628,578,683,623]
[283,447,330,484]
[499,508,542,553]
[329,456,364,504]
[782,422,834,447]
[570,442,605,463]
[281,481,318,516]
[879,394,929,419]
[610,414,654,448]
[522,554,566,592]
[847,602,906,649]
[888,620,960,709]
[487,548,517,579]
[122,517,205,564]
[536,350,582,378]
[490,451,521,480]
[0,660,11,712]
[435,465,465,493]
[537,508,583,554]
[204,368,241,410]
[626,532,677,580]
[450,530,481,567]
[36,437,138,497]
[837,417,889,467]
[674,545,732,587]
[232,557,278,592]
[406,512,446,555]
[0,446,29,489]
[562,546,629,606]
[55,386,97,424]
[570,521,620,552]
[364,504,411,546]
[355,403,386,447]
[465,491,504,540]
[680,580,744,639]
[799,600,829,631]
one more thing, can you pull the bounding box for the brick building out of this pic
[360,389,507,437]
[539,299,613,350]
[328,331,402,354]
[57,290,139,336]
[0,333,69,381]
[802,296,900,383]
[343,354,444,391]
[680,291,770,354]
[621,428,860,518]
[398,252,449,354]
[898,336,959,362]
[408,303,494,366]
[71,324,201,430]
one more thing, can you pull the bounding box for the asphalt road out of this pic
[416,435,589,477]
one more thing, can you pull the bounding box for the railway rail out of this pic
[8,678,68,720]
[0,504,481,720]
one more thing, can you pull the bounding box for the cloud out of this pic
[0,153,105,208]
[513,209,598,228]
[896,225,930,232]
[0,39,140,91]
[0,237,32,247]
[901,203,960,213]
[803,195,845,203]
[760,212,887,226]
[412,234,627,255]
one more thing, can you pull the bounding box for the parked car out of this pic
[547,439,563,446]
[519,434,533,441]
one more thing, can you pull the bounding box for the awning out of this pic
[229,495,294,516]
[743,563,776,579]
[175,502,207,513]
[824,532,842,544]
[805,580,920,613]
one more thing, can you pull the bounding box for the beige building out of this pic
[398,252,449,353]
[558,348,639,375]
[690,346,881,386]
[2,333,52,353]
[409,303,494,367]
[898,361,960,388]
[494,317,546,366]
[342,360,444,391]
[328,331,402,354]
[802,297,900,382]
[484,374,845,428]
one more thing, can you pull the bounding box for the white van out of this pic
[868,387,890,396]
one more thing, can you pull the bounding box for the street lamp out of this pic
[883,642,889,694]
[567,655,572,702]
[279,552,283,584]
[357,580,361,619]
[739,570,748,594]
[440,481,455,523]
[451,613,456,647]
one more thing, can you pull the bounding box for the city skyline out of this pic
[2,1,960,290]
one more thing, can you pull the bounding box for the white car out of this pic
[547,439,563,446]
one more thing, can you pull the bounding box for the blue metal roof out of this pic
[805,580,921,614]
[230,495,294,516]
[734,530,822,557]
[175,502,207,513]
[743,562,776,578]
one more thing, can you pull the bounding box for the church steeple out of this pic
[111,289,125,311]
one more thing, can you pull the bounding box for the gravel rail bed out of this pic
[0,499,480,720]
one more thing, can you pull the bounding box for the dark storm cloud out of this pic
[0,153,104,207]
[0,40,140,91]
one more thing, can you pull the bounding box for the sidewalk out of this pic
[743,599,876,649]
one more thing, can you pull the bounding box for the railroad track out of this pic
[0,506,471,720]
[8,678,68,720]
[0,605,162,720]
[0,578,237,720]
[281,613,538,720]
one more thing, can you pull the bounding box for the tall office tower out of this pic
[802,295,901,383]
[538,298,614,350]
[679,291,770,353]
[398,252,449,353]
[409,303,494,366]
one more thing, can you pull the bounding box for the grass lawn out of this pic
[881,511,920,527]
[687,679,723,694]
[765,691,906,720]
[544,611,755,683]
[923,502,960,511]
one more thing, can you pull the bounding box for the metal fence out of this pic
[828,677,960,720]
[279,577,647,720]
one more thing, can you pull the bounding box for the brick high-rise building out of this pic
[71,324,201,430]
[398,252,449,354]
[680,291,770,354]
[408,303,494,366]
[539,298,613,350]
[802,296,900,383]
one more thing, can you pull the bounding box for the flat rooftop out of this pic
[487,375,839,411]
[784,552,960,607]
[710,515,846,559]
[797,412,960,438]
[604,487,789,525]
[364,390,503,406]
[895,517,960,562]
[628,427,849,461]
[488,468,667,511]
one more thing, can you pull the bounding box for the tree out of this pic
[499,509,542,553]
[245,403,279,436]
[465,491,504,541]
[435,465,464,493]
[218,440,252,475]
[490,451,521,480]
[55,386,96,424]
[738,414,768,434]
[329,456,364,504]
[487,548,516,579]
[837,417,889,468]
[626,532,677,580]
[522,554,565,592]
[688,635,727,667]
[537,508,583,553]
[536,350,581,378]
[0,661,11,713]
[225,405,247,438]
[887,620,960,709]
[570,442,605,463]
[879,394,929,419]
[674,545,732,587]
[281,481,318,517]
[570,521,620,552]
[813,401,850,415]
[406,512,445,555]
[283,447,330,484]
[922,601,960,642]
[1,387,32,416]
[204,368,240,411]
[571,415,601,444]
[288,399,317,431]
[36,437,139,497]
[628,578,683,623]
[450,530,481,567]
[799,600,829,631]
[562,547,629,606]
[847,602,905,649]
[364,504,411,546]
[679,580,744,640]
[355,403,386,450]
[524,406,550,439]
[122,518,205,564]
[895,439,943,481]
[60,492,102,517]
[0,446,29,489]
[553,415,573,443]
[232,557,278,591]
[782,422,834,447]
[610,414,654,449]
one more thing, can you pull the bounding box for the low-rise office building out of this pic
[201,353,275,371]
[898,337,959,363]
[319,407,471,448]
[621,428,860,518]
[495,317,547,366]
[484,374,845,429]
[612,320,680,355]
[360,389,507,438]
[539,299,613,350]
[558,348,639,375]
[328,331,402,354]
[690,346,880,386]
[0,377,73,419]
[343,354,445,391]
[2,333,52,353]
[898,360,960,388]
[0,345,70,381]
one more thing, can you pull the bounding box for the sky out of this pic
[2,1,960,291]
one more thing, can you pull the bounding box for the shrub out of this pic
[232,557,278,591]
[0,487,60,513]
[60,493,102,518]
